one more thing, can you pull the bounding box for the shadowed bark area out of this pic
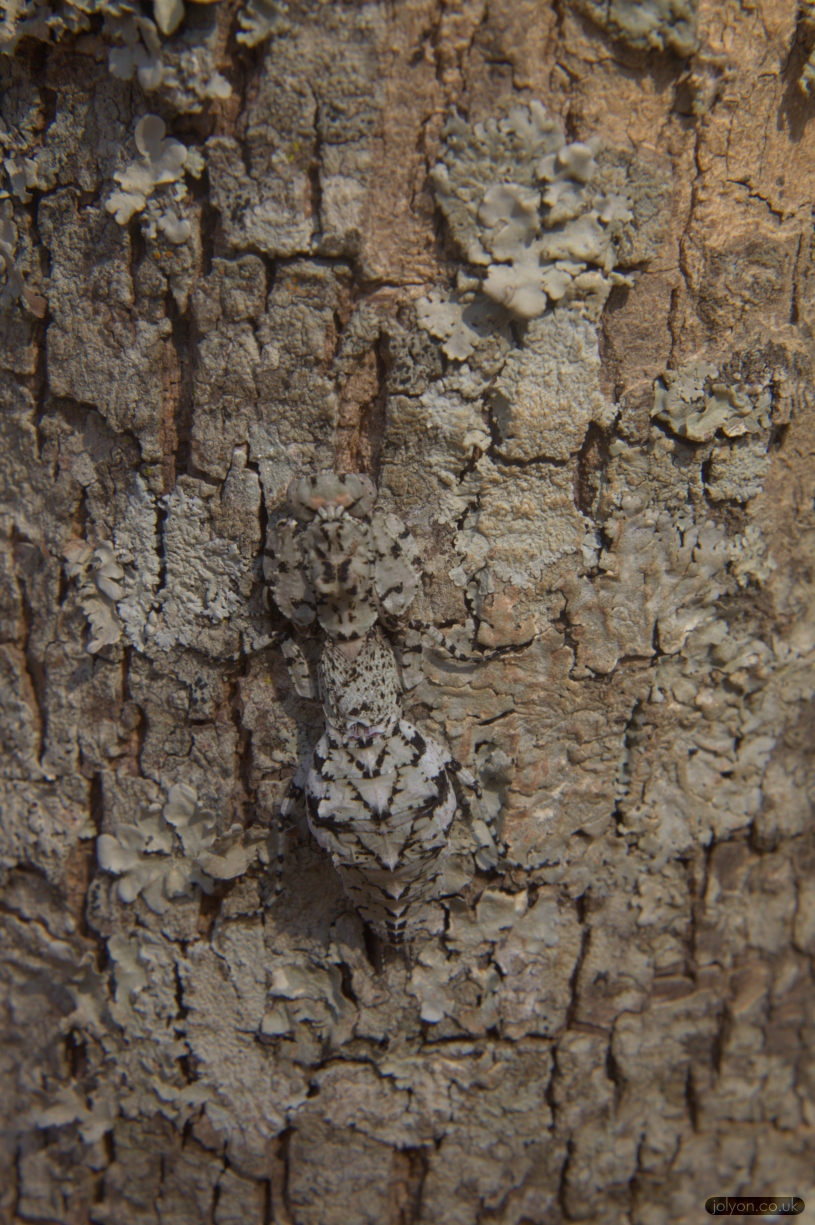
[2,2,815,1222]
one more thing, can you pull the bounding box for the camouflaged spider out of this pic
[264,473,528,945]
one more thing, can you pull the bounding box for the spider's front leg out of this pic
[239,625,320,697]
[280,636,317,699]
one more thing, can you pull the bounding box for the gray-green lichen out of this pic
[652,360,773,442]
[236,0,289,46]
[1,0,231,112]
[205,6,383,260]
[106,113,203,243]
[568,0,699,57]
[62,539,125,653]
[408,100,671,600]
[3,7,815,1220]
[419,100,667,347]
[97,781,269,912]
[113,474,161,651]
[652,358,775,503]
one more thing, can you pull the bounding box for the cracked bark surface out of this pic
[2,2,815,1222]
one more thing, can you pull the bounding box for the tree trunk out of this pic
[2,1,815,1221]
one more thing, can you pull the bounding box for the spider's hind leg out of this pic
[447,757,483,801]
[274,768,306,899]
[447,756,503,872]
[403,618,538,680]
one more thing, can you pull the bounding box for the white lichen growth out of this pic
[32,1084,117,1145]
[649,360,776,503]
[407,100,671,602]
[459,461,590,588]
[97,783,269,913]
[1,113,48,210]
[415,293,510,363]
[730,525,777,588]
[2,151,46,204]
[706,438,771,504]
[108,9,231,107]
[477,149,632,319]
[106,114,201,244]
[114,474,161,653]
[106,8,166,90]
[0,0,291,103]
[97,789,184,914]
[65,475,255,657]
[571,0,699,58]
[0,0,89,53]
[106,933,149,1002]
[63,540,125,654]
[409,889,573,1029]
[490,309,615,461]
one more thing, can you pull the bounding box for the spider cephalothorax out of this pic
[266,471,420,641]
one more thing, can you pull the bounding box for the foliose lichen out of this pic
[150,481,246,649]
[62,539,125,654]
[64,471,261,657]
[105,113,203,244]
[113,474,161,653]
[651,358,776,504]
[235,0,289,46]
[652,360,773,443]
[404,100,671,602]
[417,99,669,360]
[97,781,269,914]
[568,0,699,58]
[1,0,232,111]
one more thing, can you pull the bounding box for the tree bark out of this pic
[2,1,815,1222]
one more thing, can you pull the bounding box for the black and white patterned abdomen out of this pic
[305,720,457,943]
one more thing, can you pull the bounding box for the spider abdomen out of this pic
[305,720,456,943]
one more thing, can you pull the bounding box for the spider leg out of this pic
[275,769,306,898]
[407,619,537,667]
[281,636,317,699]
[447,757,483,800]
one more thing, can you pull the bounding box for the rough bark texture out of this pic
[2,1,815,1222]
